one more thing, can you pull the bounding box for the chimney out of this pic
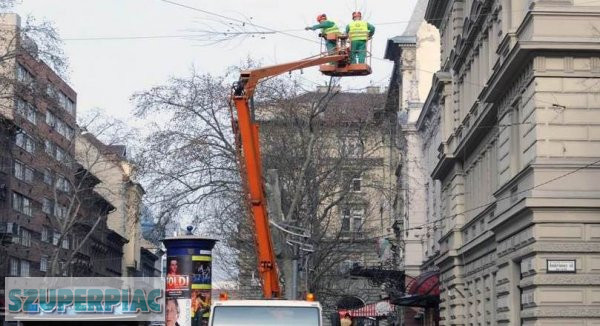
[366,86,380,94]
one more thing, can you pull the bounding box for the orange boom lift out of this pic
[230,37,371,299]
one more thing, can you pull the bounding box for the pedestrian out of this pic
[345,11,375,64]
[340,312,352,326]
[305,14,341,55]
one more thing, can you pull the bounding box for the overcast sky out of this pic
[14,0,419,120]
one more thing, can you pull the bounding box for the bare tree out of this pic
[46,111,138,277]
[133,63,397,313]
[256,84,396,309]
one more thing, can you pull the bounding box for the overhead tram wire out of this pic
[63,0,600,42]
[374,157,600,239]
[154,3,569,111]
[369,55,568,108]
[159,0,320,44]
[62,32,280,41]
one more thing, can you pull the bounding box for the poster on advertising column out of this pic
[166,297,191,326]
[191,255,212,324]
[166,255,192,326]
[166,256,192,298]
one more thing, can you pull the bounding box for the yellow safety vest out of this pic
[322,20,340,36]
[348,20,369,41]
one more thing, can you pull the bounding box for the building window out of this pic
[46,84,57,99]
[9,257,19,276]
[55,147,65,162]
[40,256,48,272]
[20,228,31,247]
[341,207,351,232]
[41,226,49,242]
[58,92,76,116]
[340,207,365,233]
[54,203,67,220]
[56,175,71,193]
[16,99,37,124]
[46,111,74,141]
[46,110,56,127]
[342,135,364,158]
[6,222,20,243]
[53,232,60,246]
[45,139,53,156]
[42,198,54,214]
[16,64,34,85]
[59,261,67,276]
[44,168,54,185]
[20,260,30,277]
[510,105,522,176]
[62,236,69,249]
[15,132,36,153]
[65,98,75,116]
[351,208,364,232]
[14,160,34,183]
[12,192,33,216]
[45,141,71,165]
[351,175,362,192]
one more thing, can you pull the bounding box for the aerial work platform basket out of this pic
[318,34,372,77]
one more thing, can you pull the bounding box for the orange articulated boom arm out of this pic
[235,54,346,98]
[230,54,346,299]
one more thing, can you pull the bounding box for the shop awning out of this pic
[338,300,396,318]
[406,271,439,296]
[391,271,440,308]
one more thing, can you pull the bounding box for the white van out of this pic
[208,299,323,326]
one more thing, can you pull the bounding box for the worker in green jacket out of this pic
[346,11,375,64]
[305,14,341,54]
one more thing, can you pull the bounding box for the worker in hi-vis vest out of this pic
[305,14,341,55]
[346,11,375,64]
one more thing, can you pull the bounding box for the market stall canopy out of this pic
[338,300,396,318]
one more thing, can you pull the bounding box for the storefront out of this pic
[392,271,440,326]
[338,300,398,326]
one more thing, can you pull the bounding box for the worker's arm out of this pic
[306,20,334,30]
[368,23,375,37]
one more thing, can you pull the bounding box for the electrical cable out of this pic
[60,0,600,42]
[374,157,600,239]
[159,0,320,44]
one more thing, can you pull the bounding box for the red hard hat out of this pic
[352,11,362,18]
[317,14,327,22]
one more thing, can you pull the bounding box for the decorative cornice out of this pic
[417,71,452,130]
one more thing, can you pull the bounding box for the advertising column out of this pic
[163,227,218,326]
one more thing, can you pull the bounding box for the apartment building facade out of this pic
[0,13,126,284]
[413,0,600,324]
[75,132,154,277]
[383,0,441,323]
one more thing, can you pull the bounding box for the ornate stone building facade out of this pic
[415,0,600,324]
[384,0,441,324]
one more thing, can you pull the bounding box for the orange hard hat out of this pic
[352,11,362,19]
[317,14,327,22]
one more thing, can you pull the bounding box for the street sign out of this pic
[547,260,576,273]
